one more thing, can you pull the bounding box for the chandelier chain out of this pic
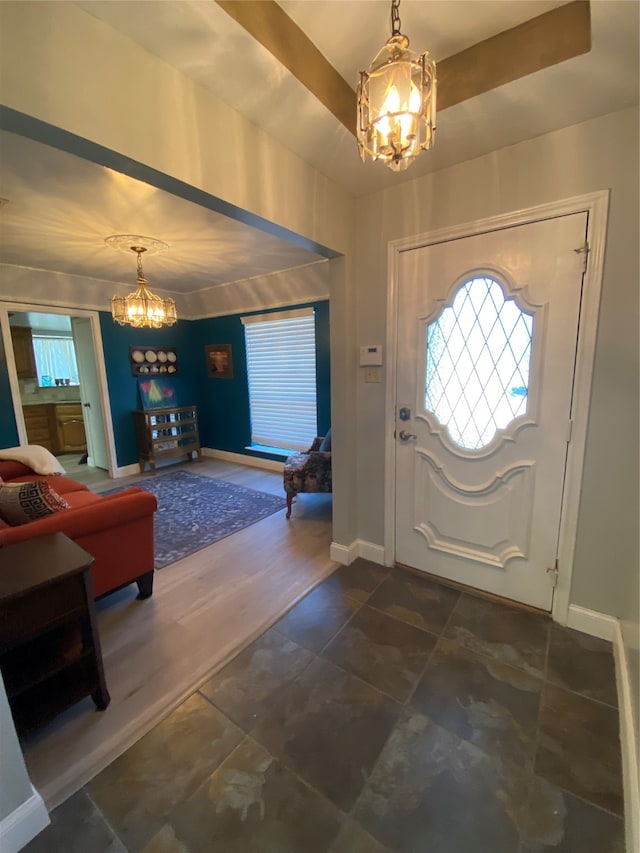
[390,0,401,36]
[136,249,145,280]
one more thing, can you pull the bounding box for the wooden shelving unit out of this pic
[133,405,201,473]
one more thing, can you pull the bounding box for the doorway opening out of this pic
[2,305,116,479]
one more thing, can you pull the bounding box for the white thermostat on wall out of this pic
[359,345,383,366]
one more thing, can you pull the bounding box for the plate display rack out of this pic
[130,346,178,377]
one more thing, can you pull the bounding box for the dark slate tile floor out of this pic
[24,560,625,853]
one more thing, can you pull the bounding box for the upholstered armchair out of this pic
[283,431,332,519]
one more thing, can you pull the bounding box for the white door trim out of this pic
[384,190,609,624]
[0,302,118,478]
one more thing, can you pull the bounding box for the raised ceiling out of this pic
[0,1,637,300]
[0,130,326,297]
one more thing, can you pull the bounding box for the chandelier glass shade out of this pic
[357,0,436,172]
[109,244,177,329]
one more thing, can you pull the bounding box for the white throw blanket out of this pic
[0,445,67,475]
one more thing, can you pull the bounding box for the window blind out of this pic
[242,308,317,451]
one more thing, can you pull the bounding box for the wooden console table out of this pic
[0,533,110,735]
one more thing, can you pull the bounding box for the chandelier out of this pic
[357,0,436,172]
[107,237,177,329]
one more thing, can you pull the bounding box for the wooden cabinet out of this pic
[0,534,110,735]
[55,403,87,452]
[10,326,37,379]
[22,404,56,453]
[22,403,87,454]
[133,405,201,473]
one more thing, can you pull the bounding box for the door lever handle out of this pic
[398,430,417,442]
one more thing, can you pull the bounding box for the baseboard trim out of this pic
[566,604,617,640]
[114,449,285,478]
[330,541,359,564]
[567,604,638,851]
[202,448,284,473]
[329,539,386,566]
[113,462,139,478]
[613,620,640,853]
[357,540,386,565]
[0,786,49,853]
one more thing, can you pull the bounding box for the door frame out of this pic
[383,191,609,624]
[0,303,117,477]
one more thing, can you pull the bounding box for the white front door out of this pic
[394,214,587,610]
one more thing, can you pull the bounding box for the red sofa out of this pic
[0,460,157,599]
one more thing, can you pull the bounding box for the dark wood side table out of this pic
[0,533,110,735]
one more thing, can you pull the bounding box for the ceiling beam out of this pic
[437,1,591,111]
[215,0,357,135]
[216,0,591,137]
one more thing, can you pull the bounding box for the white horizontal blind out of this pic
[242,308,317,451]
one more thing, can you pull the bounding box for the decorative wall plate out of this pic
[130,346,179,376]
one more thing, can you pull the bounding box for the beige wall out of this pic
[0,1,353,259]
[0,673,35,820]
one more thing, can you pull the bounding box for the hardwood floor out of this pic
[56,453,110,487]
[22,458,336,810]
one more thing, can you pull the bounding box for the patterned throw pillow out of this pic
[0,481,70,526]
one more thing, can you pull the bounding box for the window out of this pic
[32,334,80,386]
[242,308,317,452]
[425,276,533,450]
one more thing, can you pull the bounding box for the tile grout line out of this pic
[539,775,627,820]
[533,628,624,819]
[83,786,131,853]
[339,587,467,849]
[543,676,622,711]
[402,591,463,709]
[273,562,393,661]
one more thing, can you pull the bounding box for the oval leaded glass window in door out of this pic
[425,275,533,451]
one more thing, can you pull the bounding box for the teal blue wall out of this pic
[0,301,331,464]
[0,330,19,449]
[191,300,331,461]
[99,313,201,467]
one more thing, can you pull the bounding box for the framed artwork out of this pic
[139,377,177,410]
[130,346,178,377]
[206,344,234,379]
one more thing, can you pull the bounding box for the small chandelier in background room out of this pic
[106,235,177,329]
[357,0,436,172]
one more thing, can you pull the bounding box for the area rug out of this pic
[103,470,286,568]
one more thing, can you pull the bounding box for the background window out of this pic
[32,335,80,386]
[242,308,317,452]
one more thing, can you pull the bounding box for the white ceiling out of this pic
[0,130,326,296]
[0,1,638,298]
